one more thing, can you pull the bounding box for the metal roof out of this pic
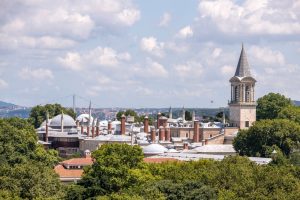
[234,44,252,77]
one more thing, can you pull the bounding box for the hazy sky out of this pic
[0,0,300,108]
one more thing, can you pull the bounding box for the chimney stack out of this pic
[151,128,156,143]
[183,142,189,150]
[144,115,149,133]
[80,119,84,134]
[165,127,170,141]
[121,114,126,135]
[157,112,161,128]
[193,120,199,143]
[159,126,165,141]
[96,119,100,137]
[108,120,112,133]
[91,118,95,138]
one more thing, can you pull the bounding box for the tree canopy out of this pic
[66,143,300,200]
[0,118,64,199]
[29,103,76,128]
[256,93,292,120]
[233,119,300,157]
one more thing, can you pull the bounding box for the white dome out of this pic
[142,144,168,155]
[76,114,93,123]
[49,114,76,127]
[100,120,108,126]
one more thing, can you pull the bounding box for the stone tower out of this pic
[229,45,256,129]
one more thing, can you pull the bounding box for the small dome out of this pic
[142,144,168,155]
[49,114,76,128]
[76,114,93,124]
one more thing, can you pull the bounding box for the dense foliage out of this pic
[66,144,300,200]
[256,93,292,120]
[29,103,76,128]
[233,119,300,157]
[0,118,64,199]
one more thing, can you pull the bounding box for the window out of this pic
[234,86,239,102]
[245,86,250,102]
[245,121,250,127]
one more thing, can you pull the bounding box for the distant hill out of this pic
[0,100,17,108]
[293,100,300,106]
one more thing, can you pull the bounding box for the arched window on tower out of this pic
[245,85,250,102]
[234,86,239,102]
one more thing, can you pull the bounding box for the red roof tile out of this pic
[54,164,84,178]
[143,157,179,163]
[62,157,93,166]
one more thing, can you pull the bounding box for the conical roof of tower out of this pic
[234,44,251,77]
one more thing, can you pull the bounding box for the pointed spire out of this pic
[234,44,251,77]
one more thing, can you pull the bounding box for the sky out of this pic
[0,0,300,108]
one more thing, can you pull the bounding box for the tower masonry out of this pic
[229,45,256,129]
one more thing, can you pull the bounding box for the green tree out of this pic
[116,109,139,122]
[233,119,300,157]
[0,118,65,199]
[77,144,145,198]
[29,103,76,128]
[185,111,192,121]
[256,93,292,120]
[278,105,300,124]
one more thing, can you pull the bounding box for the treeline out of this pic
[66,144,300,200]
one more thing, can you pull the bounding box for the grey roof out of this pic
[234,44,252,77]
[50,114,76,127]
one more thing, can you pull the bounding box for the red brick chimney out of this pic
[151,128,156,143]
[159,126,165,141]
[87,126,90,137]
[157,112,161,128]
[183,142,189,150]
[121,114,126,135]
[165,127,170,141]
[193,120,199,143]
[108,120,112,133]
[80,119,84,134]
[144,116,149,133]
[91,119,95,138]
[96,123,99,137]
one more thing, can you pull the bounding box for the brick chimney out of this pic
[121,114,126,135]
[151,128,156,143]
[157,112,161,128]
[183,142,189,150]
[80,119,84,134]
[96,119,100,137]
[144,115,149,133]
[193,120,199,143]
[159,126,165,141]
[91,119,95,138]
[108,120,112,133]
[165,127,170,141]
[87,126,90,137]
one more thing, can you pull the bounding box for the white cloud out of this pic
[19,67,54,80]
[133,59,168,78]
[58,47,131,71]
[159,12,171,27]
[221,65,235,76]
[140,37,164,57]
[0,79,8,89]
[177,26,193,38]
[249,46,285,66]
[58,52,82,71]
[174,61,203,78]
[117,8,140,26]
[212,48,222,58]
[198,0,300,35]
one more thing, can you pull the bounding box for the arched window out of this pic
[234,86,239,102]
[245,85,250,102]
